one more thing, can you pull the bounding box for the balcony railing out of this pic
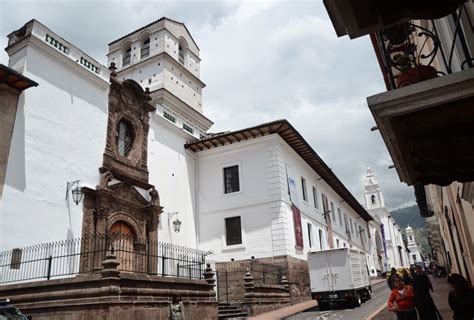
[376,4,473,90]
[0,235,213,284]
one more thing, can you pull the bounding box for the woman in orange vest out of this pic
[388,274,418,320]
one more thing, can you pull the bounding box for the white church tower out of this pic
[406,226,422,264]
[364,167,409,269]
[105,18,214,247]
[364,167,385,209]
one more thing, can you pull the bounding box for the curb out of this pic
[367,302,387,320]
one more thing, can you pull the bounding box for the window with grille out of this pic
[337,208,342,225]
[307,223,313,248]
[224,165,239,194]
[312,186,319,209]
[141,38,150,59]
[123,47,131,67]
[330,202,336,221]
[10,248,22,269]
[301,177,307,201]
[163,111,176,123]
[183,123,194,134]
[116,120,134,157]
[225,216,242,246]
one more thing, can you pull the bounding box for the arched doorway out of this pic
[109,221,135,271]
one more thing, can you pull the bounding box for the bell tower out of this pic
[106,17,213,138]
[364,167,385,209]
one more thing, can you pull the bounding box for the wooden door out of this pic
[109,222,134,271]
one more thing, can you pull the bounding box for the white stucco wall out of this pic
[0,42,109,250]
[147,112,197,248]
[197,134,370,262]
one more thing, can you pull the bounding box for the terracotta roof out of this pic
[108,17,200,50]
[185,119,373,221]
[0,64,38,91]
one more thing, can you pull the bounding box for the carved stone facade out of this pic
[102,75,155,187]
[80,70,162,274]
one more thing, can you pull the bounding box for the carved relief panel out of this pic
[102,78,155,188]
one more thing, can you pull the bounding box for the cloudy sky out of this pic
[0,0,416,209]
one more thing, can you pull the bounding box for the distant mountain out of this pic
[390,205,426,229]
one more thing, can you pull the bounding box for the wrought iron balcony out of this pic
[375,5,473,90]
[367,5,474,187]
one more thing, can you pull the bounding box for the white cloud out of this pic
[0,0,416,209]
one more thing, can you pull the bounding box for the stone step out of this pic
[218,308,245,315]
[218,313,248,320]
[218,305,241,311]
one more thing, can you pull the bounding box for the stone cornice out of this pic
[152,88,213,131]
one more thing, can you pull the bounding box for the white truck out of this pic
[308,248,371,309]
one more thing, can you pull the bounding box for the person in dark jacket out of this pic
[448,273,474,320]
[388,267,398,290]
[412,265,441,319]
[401,268,412,285]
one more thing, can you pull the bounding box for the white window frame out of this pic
[222,161,242,196]
[301,177,308,202]
[312,186,319,209]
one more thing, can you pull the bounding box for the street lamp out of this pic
[166,212,181,233]
[66,180,83,205]
[172,218,182,233]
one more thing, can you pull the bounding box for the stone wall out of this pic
[216,255,310,305]
[0,272,217,320]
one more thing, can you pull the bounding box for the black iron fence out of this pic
[0,235,212,284]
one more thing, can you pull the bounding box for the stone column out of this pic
[203,263,216,292]
[101,252,120,279]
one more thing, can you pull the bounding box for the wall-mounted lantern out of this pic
[66,180,83,205]
[166,212,181,233]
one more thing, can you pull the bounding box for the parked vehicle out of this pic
[308,248,372,310]
[0,299,30,319]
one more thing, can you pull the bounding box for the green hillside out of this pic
[390,205,425,229]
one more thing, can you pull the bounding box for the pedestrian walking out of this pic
[388,275,418,320]
[402,268,412,285]
[388,267,398,290]
[170,295,185,320]
[412,265,441,319]
[447,273,474,320]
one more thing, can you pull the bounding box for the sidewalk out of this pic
[371,276,453,320]
[250,277,386,319]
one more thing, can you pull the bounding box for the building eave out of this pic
[108,17,200,51]
[0,64,38,91]
[185,119,373,221]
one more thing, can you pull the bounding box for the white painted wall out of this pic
[147,111,197,248]
[197,134,370,262]
[1,40,109,250]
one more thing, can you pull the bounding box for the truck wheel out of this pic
[353,293,362,307]
[366,290,372,300]
[318,302,328,311]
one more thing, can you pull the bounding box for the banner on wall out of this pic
[380,223,388,258]
[286,163,298,202]
[292,204,304,249]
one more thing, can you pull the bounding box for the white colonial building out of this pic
[1,18,374,283]
[363,168,410,269]
[405,226,423,264]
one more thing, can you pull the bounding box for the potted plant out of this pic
[391,42,438,88]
